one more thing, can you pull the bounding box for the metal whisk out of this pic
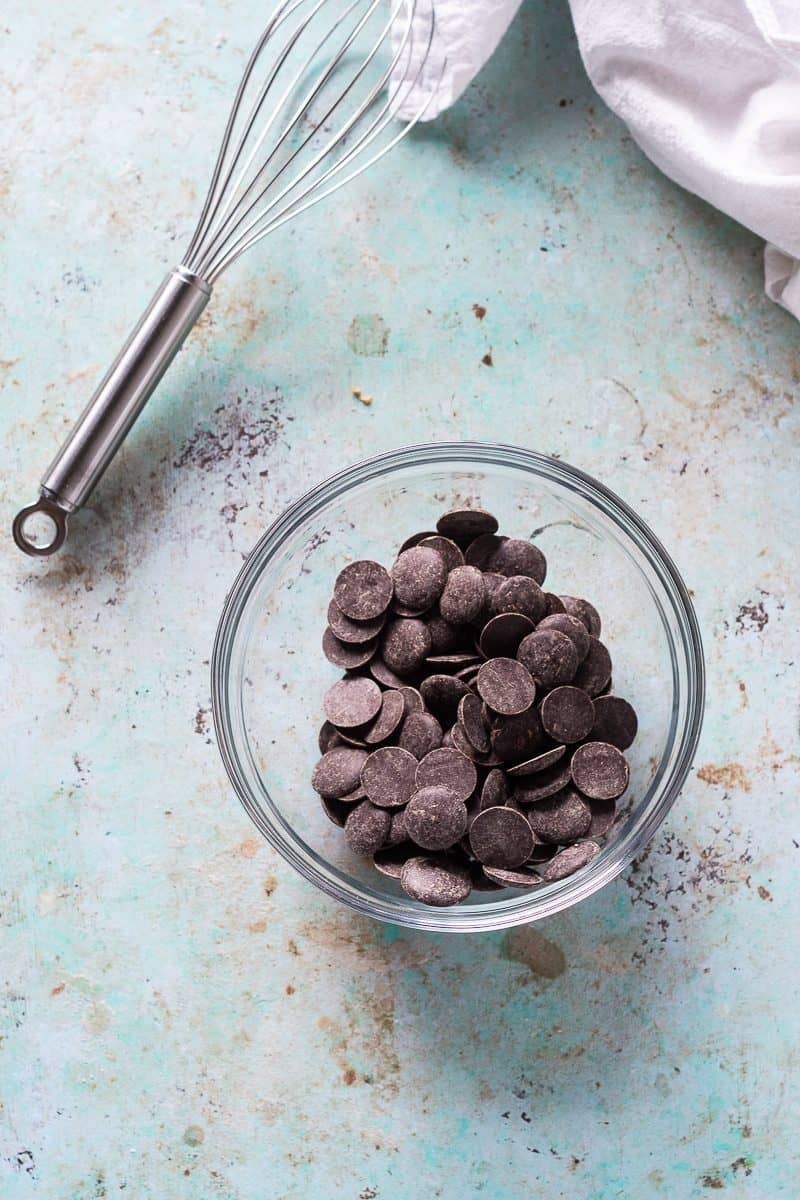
[13,0,437,556]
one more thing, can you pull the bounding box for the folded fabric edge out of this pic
[764,243,800,320]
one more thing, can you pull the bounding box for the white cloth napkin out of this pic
[397,0,800,322]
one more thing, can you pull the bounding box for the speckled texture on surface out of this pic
[1,2,798,1197]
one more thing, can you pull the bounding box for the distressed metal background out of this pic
[1,1,797,1196]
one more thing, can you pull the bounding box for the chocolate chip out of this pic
[436,507,499,543]
[397,711,443,759]
[450,722,493,764]
[336,728,368,748]
[399,856,472,905]
[541,841,600,881]
[482,572,505,602]
[458,693,490,754]
[322,627,378,670]
[344,801,392,855]
[517,629,579,689]
[590,695,638,750]
[506,745,567,777]
[526,787,591,843]
[469,806,534,868]
[481,768,509,810]
[318,721,343,753]
[455,663,482,684]
[426,613,462,654]
[560,595,602,636]
[372,843,416,878]
[512,760,573,804]
[476,658,536,716]
[312,746,369,798]
[384,806,410,847]
[527,841,559,865]
[426,653,482,671]
[399,686,425,715]
[415,747,478,803]
[490,705,545,762]
[586,797,616,836]
[417,535,465,573]
[489,576,547,623]
[482,865,543,889]
[321,794,360,827]
[324,676,382,728]
[540,685,595,743]
[363,690,406,745]
[464,533,506,569]
[361,746,418,808]
[537,613,590,662]
[391,546,447,610]
[381,618,432,677]
[326,599,386,644]
[420,674,471,724]
[573,637,613,697]
[405,785,469,850]
[399,530,437,552]
[571,741,630,800]
[333,560,393,621]
[485,538,547,585]
[470,864,504,891]
[479,613,536,658]
[439,565,486,625]
[544,592,566,616]
[391,598,430,618]
[369,658,407,689]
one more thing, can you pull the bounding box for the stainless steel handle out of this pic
[12,266,211,556]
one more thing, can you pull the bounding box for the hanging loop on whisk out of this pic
[12,0,441,556]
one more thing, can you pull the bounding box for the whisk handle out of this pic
[12,267,211,556]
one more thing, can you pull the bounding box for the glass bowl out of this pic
[211,442,704,932]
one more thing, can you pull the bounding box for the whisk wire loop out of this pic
[183,0,437,283]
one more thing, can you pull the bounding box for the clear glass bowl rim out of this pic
[211,440,705,932]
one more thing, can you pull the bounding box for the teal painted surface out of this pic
[1,1,798,1197]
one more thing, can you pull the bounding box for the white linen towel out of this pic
[397,0,800,322]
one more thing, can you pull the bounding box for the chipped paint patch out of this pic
[347,314,389,357]
[500,928,566,978]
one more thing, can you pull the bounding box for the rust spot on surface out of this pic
[500,928,566,979]
[194,708,209,735]
[700,1176,725,1189]
[248,918,267,933]
[285,984,295,995]
[287,938,300,956]
[757,885,772,901]
[735,600,768,635]
[472,303,486,320]
[697,763,751,792]
[342,1067,357,1086]
[238,837,260,858]
[737,680,748,707]
[263,875,278,897]
[481,350,494,367]
[50,983,65,996]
